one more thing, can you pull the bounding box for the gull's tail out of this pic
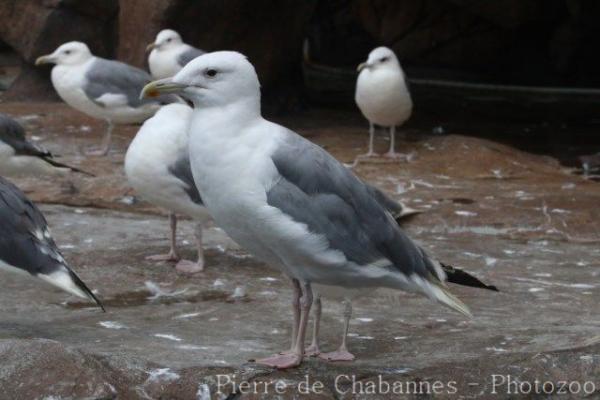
[38,265,105,312]
[414,250,473,319]
[393,204,422,224]
[428,281,473,318]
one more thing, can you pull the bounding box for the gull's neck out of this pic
[193,96,261,127]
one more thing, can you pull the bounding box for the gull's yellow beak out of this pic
[35,54,55,66]
[140,78,188,99]
[145,43,157,53]
[357,62,371,72]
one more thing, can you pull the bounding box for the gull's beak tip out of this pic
[140,81,160,100]
[35,55,50,66]
[357,62,367,72]
[145,43,156,53]
[141,79,187,100]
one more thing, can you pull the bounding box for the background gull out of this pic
[125,103,210,273]
[35,41,177,156]
[0,176,103,310]
[142,51,472,369]
[147,29,206,79]
[355,46,412,160]
[0,113,92,177]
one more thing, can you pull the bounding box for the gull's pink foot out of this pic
[146,251,180,262]
[256,353,302,369]
[350,152,379,168]
[319,349,355,362]
[383,151,405,160]
[175,259,204,273]
[305,344,321,357]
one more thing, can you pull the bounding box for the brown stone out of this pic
[0,0,118,100]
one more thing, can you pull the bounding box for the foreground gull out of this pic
[125,103,209,273]
[147,29,205,79]
[0,176,103,310]
[0,113,92,177]
[142,51,470,369]
[36,41,175,156]
[355,46,412,159]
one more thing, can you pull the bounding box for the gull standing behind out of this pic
[355,46,412,160]
[147,29,205,80]
[124,103,210,273]
[0,113,92,177]
[141,51,470,369]
[0,176,103,310]
[36,41,177,156]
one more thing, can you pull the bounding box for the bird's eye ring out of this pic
[206,69,217,77]
[64,50,72,55]
[380,56,389,62]
[167,38,172,42]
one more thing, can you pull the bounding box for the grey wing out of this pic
[268,132,444,282]
[0,176,68,276]
[84,58,176,108]
[167,154,203,205]
[176,47,205,67]
[366,185,403,217]
[0,177,103,308]
[0,113,51,158]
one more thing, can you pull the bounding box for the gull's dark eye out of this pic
[380,56,389,63]
[64,50,72,55]
[167,38,172,42]
[206,69,217,77]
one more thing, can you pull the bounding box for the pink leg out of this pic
[257,281,312,369]
[146,213,181,262]
[383,126,405,160]
[351,123,379,168]
[86,120,113,156]
[275,279,301,356]
[176,222,205,273]
[305,295,322,356]
[319,300,355,362]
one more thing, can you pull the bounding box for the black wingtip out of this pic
[68,270,106,312]
[441,263,499,292]
[42,157,96,177]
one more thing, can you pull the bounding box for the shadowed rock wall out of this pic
[1,0,600,103]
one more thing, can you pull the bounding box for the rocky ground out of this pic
[1,103,600,399]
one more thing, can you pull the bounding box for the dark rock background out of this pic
[1,0,600,103]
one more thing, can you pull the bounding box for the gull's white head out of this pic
[35,41,93,67]
[141,51,260,109]
[147,29,184,52]
[357,46,401,73]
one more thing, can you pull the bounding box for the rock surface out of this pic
[0,103,599,398]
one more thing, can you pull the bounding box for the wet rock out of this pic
[0,339,138,399]
[1,102,599,398]
[339,342,600,399]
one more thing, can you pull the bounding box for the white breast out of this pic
[355,68,412,127]
[125,105,208,220]
[149,47,184,79]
